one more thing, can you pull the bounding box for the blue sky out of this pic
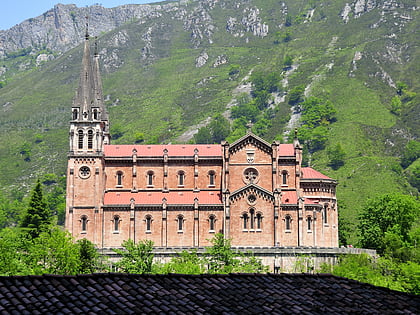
[0,0,164,30]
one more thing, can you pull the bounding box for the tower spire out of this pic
[72,17,95,120]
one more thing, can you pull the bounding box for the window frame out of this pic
[78,130,84,150]
[113,215,120,233]
[145,215,152,233]
[177,215,184,233]
[81,215,88,233]
[209,215,216,233]
[178,171,185,187]
[147,171,154,187]
[116,171,123,187]
[285,215,292,232]
[87,130,94,150]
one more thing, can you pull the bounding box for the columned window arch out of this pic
[256,212,263,230]
[78,130,84,149]
[87,130,94,149]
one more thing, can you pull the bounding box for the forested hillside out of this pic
[0,0,419,244]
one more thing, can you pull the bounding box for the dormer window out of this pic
[93,109,99,120]
[72,109,79,120]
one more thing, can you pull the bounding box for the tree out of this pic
[358,193,419,256]
[208,114,231,143]
[114,239,154,274]
[390,95,402,115]
[28,227,81,275]
[20,179,52,238]
[288,85,305,105]
[327,144,346,170]
[401,140,420,168]
[158,249,206,274]
[77,238,103,274]
[205,233,267,273]
[283,55,293,68]
[194,127,212,144]
[206,233,238,273]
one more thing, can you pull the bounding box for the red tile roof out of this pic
[278,144,295,156]
[104,144,222,157]
[301,167,332,180]
[1,274,419,314]
[281,190,298,204]
[104,191,222,205]
[104,143,295,158]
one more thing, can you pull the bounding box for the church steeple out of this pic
[69,18,109,153]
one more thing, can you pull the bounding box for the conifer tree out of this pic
[20,179,51,238]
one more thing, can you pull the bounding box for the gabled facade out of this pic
[65,35,338,249]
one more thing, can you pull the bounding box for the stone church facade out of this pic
[65,34,338,249]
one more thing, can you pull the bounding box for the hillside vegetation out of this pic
[0,0,419,243]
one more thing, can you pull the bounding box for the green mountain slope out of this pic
[0,0,418,242]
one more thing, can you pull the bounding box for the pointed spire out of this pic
[73,17,95,120]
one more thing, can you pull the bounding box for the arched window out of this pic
[323,204,328,224]
[145,215,152,232]
[147,171,154,186]
[117,171,123,186]
[285,215,291,231]
[87,130,93,149]
[242,213,249,230]
[250,208,255,230]
[208,171,215,186]
[113,216,120,232]
[93,109,98,120]
[177,215,184,232]
[209,215,216,232]
[307,216,312,231]
[78,130,84,149]
[81,216,88,232]
[282,171,288,185]
[178,171,185,186]
[256,213,262,230]
[73,109,78,120]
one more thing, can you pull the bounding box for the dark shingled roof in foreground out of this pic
[0,273,418,314]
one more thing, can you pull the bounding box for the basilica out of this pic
[65,33,338,249]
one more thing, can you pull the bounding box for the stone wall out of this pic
[102,246,377,273]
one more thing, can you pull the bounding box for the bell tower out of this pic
[65,19,109,246]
